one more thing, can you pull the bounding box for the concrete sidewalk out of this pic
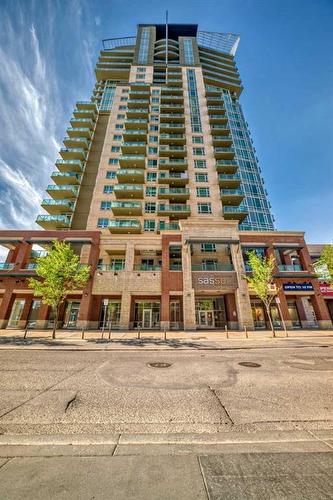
[0,431,333,499]
[0,327,333,350]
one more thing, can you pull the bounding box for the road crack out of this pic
[207,385,234,426]
[65,393,78,413]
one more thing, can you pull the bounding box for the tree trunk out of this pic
[52,305,59,340]
[264,302,275,337]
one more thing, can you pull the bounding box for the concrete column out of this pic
[182,242,196,330]
[231,244,254,330]
[119,291,131,330]
[125,242,135,271]
[0,283,15,329]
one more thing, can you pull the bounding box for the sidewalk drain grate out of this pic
[147,362,172,369]
[239,362,261,368]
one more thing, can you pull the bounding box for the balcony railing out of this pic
[191,263,234,271]
[134,264,161,271]
[0,263,14,270]
[97,263,125,271]
[278,264,304,272]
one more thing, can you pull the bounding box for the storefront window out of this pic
[134,301,160,329]
[27,300,41,327]
[287,301,301,328]
[195,298,226,328]
[8,299,25,328]
[99,300,121,329]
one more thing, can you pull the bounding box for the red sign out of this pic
[319,284,333,297]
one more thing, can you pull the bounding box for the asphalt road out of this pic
[0,344,333,435]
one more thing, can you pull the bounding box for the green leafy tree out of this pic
[28,241,90,338]
[316,244,333,285]
[243,251,278,335]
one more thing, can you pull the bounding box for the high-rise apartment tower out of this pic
[37,23,274,234]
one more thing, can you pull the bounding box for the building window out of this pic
[111,259,125,270]
[100,201,112,210]
[122,88,128,93]
[100,83,116,111]
[193,147,205,155]
[197,203,212,214]
[149,136,158,143]
[138,27,150,64]
[144,220,156,232]
[120,97,128,102]
[146,186,157,197]
[108,158,118,165]
[196,187,210,197]
[97,218,109,228]
[152,89,160,95]
[151,97,159,103]
[111,146,120,152]
[150,116,159,122]
[118,106,127,111]
[147,172,157,181]
[192,136,203,143]
[195,173,208,182]
[137,67,146,73]
[201,243,216,253]
[136,74,146,80]
[148,147,158,154]
[183,38,195,65]
[113,135,122,141]
[106,171,116,179]
[148,159,158,167]
[194,160,206,168]
[115,124,123,129]
[187,69,202,133]
[150,125,159,131]
[117,114,125,120]
[103,186,114,194]
[145,202,156,213]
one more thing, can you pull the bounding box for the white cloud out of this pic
[95,16,101,26]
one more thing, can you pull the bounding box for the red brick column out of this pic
[276,288,293,330]
[0,282,15,329]
[310,288,332,329]
[13,242,31,270]
[19,296,33,328]
[77,239,100,330]
[36,303,51,329]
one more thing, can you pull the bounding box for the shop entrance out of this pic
[63,301,81,329]
[8,299,25,328]
[195,297,226,329]
[134,301,160,329]
[287,301,301,328]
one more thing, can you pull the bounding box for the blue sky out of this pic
[0,0,332,242]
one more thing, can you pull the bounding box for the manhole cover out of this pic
[147,362,172,369]
[238,362,261,368]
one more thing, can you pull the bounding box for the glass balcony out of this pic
[134,264,161,271]
[209,115,228,124]
[207,105,225,114]
[63,137,89,149]
[124,119,148,130]
[122,129,147,141]
[158,187,190,201]
[36,214,71,229]
[215,160,239,173]
[121,142,146,154]
[46,184,79,199]
[160,122,185,133]
[129,82,150,90]
[51,171,81,185]
[214,147,235,160]
[157,204,191,219]
[223,205,248,222]
[73,108,96,121]
[159,134,186,145]
[191,263,234,271]
[159,171,189,186]
[159,145,186,157]
[110,201,142,216]
[158,222,180,232]
[113,184,143,199]
[76,101,97,111]
[55,159,84,173]
[116,169,145,183]
[109,220,142,234]
[210,124,230,135]
[128,90,150,97]
[127,99,150,108]
[220,189,244,205]
[95,66,131,81]
[126,108,149,118]
[70,117,94,129]
[41,199,75,215]
[166,78,183,87]
[278,264,304,272]
[119,155,146,168]
[206,96,224,105]
[160,103,184,112]
[161,87,183,95]
[60,147,86,161]
[66,127,92,139]
[159,158,188,171]
[160,113,185,123]
[212,135,233,146]
[218,173,241,188]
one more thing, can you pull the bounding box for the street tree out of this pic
[28,241,90,339]
[316,244,333,285]
[243,251,278,336]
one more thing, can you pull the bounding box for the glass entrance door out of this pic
[287,301,301,328]
[143,309,152,329]
[64,301,80,328]
[8,299,25,328]
[197,310,215,328]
